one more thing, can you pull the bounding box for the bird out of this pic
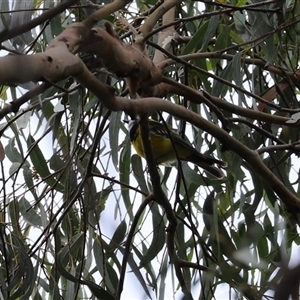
[127,118,227,178]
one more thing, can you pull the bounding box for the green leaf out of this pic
[257,231,268,260]
[232,52,246,104]
[119,136,133,219]
[139,205,165,268]
[23,165,39,200]
[7,235,34,300]
[210,25,230,70]
[182,20,209,55]
[33,292,43,300]
[236,0,248,6]
[131,154,149,194]
[5,138,24,164]
[57,235,114,300]
[9,162,22,176]
[109,111,122,170]
[120,244,153,299]
[200,14,220,51]
[8,201,20,236]
[108,220,127,251]
[49,152,66,180]
[87,184,113,226]
[233,11,247,32]
[27,135,64,192]
[158,252,169,300]
[65,265,76,300]
[93,237,119,295]
[18,196,42,227]
[27,135,51,178]
[211,60,233,97]
[69,93,82,154]
[36,276,50,293]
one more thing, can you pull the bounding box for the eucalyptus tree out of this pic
[0,1,300,299]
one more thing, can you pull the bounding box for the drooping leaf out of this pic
[93,237,119,295]
[26,135,64,192]
[200,15,220,51]
[19,196,43,227]
[5,138,24,164]
[57,235,114,300]
[139,205,165,268]
[108,220,127,251]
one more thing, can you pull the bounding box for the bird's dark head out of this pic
[123,119,139,141]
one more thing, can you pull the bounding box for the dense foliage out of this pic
[1,0,300,299]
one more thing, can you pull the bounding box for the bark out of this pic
[0,3,162,95]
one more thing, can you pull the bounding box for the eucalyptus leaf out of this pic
[19,197,43,227]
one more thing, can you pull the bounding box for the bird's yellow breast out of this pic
[131,127,187,165]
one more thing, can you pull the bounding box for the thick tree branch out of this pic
[0,47,83,84]
[152,5,176,65]
[0,18,162,96]
[134,0,181,51]
[82,0,132,29]
[83,23,162,94]
[141,78,300,128]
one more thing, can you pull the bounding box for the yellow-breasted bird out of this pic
[128,119,227,178]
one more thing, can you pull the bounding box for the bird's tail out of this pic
[188,154,227,179]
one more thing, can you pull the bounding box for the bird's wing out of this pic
[148,119,201,153]
[148,119,226,168]
[148,119,192,146]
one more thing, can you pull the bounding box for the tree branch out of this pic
[0,0,78,43]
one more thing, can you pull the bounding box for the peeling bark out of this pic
[83,22,162,94]
[0,20,162,94]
